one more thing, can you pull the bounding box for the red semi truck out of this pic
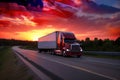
[38,31,82,57]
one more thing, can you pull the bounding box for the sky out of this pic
[92,0,120,9]
[0,0,120,41]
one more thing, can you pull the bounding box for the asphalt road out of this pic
[12,46,120,80]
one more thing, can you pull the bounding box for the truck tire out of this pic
[38,49,41,53]
[51,52,55,55]
[77,55,81,58]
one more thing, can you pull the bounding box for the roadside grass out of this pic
[0,46,34,80]
[83,52,120,60]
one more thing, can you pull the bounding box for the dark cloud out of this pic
[80,0,120,14]
[0,0,43,11]
[0,0,120,40]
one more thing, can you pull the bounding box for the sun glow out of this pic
[16,28,57,41]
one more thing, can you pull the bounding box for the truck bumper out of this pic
[66,51,82,56]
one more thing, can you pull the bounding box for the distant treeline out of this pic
[0,39,37,47]
[77,37,120,52]
[0,37,120,52]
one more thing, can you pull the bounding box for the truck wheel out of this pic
[62,51,67,57]
[77,55,81,58]
[38,49,41,53]
[51,52,55,55]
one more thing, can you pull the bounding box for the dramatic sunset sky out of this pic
[0,0,120,41]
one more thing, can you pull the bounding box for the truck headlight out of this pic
[66,49,70,51]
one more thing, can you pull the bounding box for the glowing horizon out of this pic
[0,1,120,41]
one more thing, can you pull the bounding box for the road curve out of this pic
[12,46,120,80]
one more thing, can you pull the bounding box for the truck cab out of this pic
[56,31,82,57]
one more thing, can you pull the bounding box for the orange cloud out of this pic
[0,20,10,27]
[0,16,36,26]
[107,27,120,39]
[1,26,66,41]
[0,2,120,41]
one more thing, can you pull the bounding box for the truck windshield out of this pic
[64,39,75,43]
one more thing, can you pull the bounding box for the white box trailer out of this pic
[38,32,57,49]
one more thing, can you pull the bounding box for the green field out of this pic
[0,46,34,80]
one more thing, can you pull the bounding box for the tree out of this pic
[115,37,120,46]
[85,37,90,42]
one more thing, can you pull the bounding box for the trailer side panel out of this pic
[38,32,57,49]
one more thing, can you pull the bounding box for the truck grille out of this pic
[71,45,80,52]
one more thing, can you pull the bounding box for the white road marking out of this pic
[13,46,118,80]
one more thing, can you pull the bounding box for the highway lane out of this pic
[12,46,120,80]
